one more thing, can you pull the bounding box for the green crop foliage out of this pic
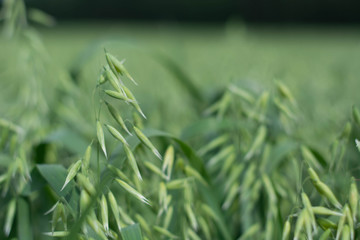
[1,1,360,240]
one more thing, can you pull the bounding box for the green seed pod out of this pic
[107,164,133,184]
[197,134,229,156]
[238,223,260,240]
[275,80,296,105]
[344,205,354,240]
[187,228,202,240]
[105,53,138,85]
[153,225,179,239]
[116,179,150,205]
[319,229,332,240]
[198,217,211,240]
[122,85,147,119]
[317,218,337,230]
[166,178,189,190]
[105,102,132,135]
[207,145,235,167]
[301,146,322,171]
[282,219,291,240]
[341,225,350,240]
[228,84,255,103]
[162,145,174,180]
[77,173,96,196]
[222,182,239,210]
[118,205,134,225]
[301,192,316,232]
[220,153,237,177]
[294,210,306,240]
[201,203,221,223]
[52,202,62,232]
[244,125,267,161]
[133,126,161,160]
[123,144,142,180]
[184,165,207,186]
[61,159,82,191]
[314,181,342,209]
[107,191,121,232]
[185,203,198,230]
[263,175,277,205]
[308,167,321,183]
[96,121,107,159]
[104,90,134,102]
[80,190,90,214]
[216,91,232,120]
[135,214,151,236]
[339,122,352,140]
[158,182,167,209]
[133,111,144,129]
[86,215,107,240]
[353,106,360,127]
[99,194,109,232]
[4,199,16,236]
[104,66,123,93]
[312,206,343,216]
[144,161,166,179]
[98,71,107,85]
[105,124,129,146]
[349,178,358,222]
[82,143,92,173]
[335,206,347,240]
[163,206,173,229]
[304,211,313,240]
[274,97,296,120]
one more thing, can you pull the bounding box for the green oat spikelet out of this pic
[107,191,122,232]
[4,199,16,236]
[105,101,132,135]
[96,121,107,159]
[123,144,142,180]
[116,179,150,205]
[133,126,162,160]
[105,124,129,146]
[61,159,81,191]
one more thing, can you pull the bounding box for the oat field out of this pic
[2,1,360,240]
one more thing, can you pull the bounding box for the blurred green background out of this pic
[2,22,360,147]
